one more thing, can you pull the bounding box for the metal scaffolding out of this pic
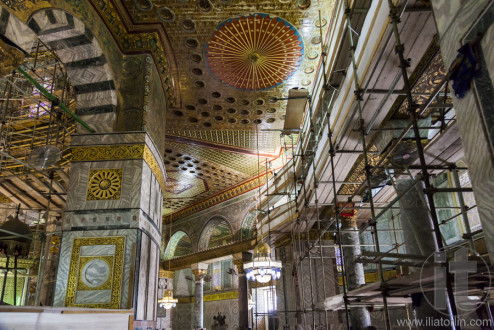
[0,38,75,307]
[255,0,492,329]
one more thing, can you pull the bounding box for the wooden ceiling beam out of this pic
[27,174,65,206]
[0,181,46,209]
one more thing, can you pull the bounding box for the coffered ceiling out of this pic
[121,0,337,216]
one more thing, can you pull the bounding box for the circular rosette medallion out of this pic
[81,258,111,289]
[205,13,304,91]
[87,169,122,200]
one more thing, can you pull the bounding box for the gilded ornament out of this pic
[71,145,145,162]
[0,193,12,203]
[0,38,25,77]
[0,256,36,269]
[159,269,175,279]
[65,236,125,309]
[72,145,165,194]
[87,168,123,200]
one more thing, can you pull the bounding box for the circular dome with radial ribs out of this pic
[205,13,304,91]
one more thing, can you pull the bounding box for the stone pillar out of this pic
[340,216,371,330]
[53,132,165,328]
[431,0,494,260]
[276,233,342,329]
[396,180,437,257]
[395,179,448,327]
[192,263,208,329]
[157,270,175,330]
[233,252,252,330]
[275,244,299,328]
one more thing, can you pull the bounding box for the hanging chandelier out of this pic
[244,241,282,283]
[158,215,178,310]
[158,289,178,309]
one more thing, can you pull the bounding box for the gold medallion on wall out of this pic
[87,169,123,200]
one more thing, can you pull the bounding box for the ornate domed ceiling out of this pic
[205,13,304,91]
[21,0,335,218]
[117,0,336,218]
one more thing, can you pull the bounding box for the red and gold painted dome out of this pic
[205,13,304,91]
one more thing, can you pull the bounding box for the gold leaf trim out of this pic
[87,168,123,201]
[65,236,125,309]
[72,145,165,193]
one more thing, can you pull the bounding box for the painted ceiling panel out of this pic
[121,0,336,216]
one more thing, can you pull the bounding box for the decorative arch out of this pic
[198,216,234,250]
[240,210,257,240]
[164,230,192,259]
[0,7,117,132]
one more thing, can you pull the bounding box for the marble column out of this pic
[157,270,175,330]
[395,179,437,257]
[233,252,252,330]
[431,0,494,261]
[52,132,165,329]
[395,179,448,327]
[340,216,371,330]
[276,234,342,329]
[192,263,208,330]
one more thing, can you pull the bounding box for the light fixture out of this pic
[248,294,256,310]
[158,289,178,309]
[244,241,282,283]
[244,121,282,284]
[158,207,178,310]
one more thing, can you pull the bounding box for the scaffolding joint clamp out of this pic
[423,186,436,194]
[394,44,405,55]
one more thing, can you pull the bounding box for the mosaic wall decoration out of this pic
[65,236,125,309]
[197,217,234,250]
[164,230,193,259]
[87,168,123,200]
